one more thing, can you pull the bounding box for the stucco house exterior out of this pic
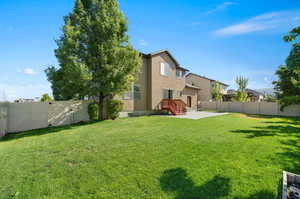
[185,73,229,102]
[118,50,227,115]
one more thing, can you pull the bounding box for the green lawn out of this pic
[1,114,300,199]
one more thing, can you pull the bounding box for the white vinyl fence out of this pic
[199,101,300,117]
[0,101,90,137]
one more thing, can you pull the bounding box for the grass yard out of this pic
[1,114,300,199]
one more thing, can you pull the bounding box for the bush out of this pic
[106,99,123,120]
[88,103,99,120]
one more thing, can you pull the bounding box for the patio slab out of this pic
[166,111,228,120]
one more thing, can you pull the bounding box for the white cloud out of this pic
[206,2,236,14]
[139,40,148,47]
[19,67,38,75]
[0,83,51,102]
[213,10,300,36]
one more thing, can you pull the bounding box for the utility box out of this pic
[283,171,300,199]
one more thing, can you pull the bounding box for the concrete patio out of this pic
[166,111,228,120]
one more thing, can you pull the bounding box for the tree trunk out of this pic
[98,94,105,121]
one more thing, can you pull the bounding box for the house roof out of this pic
[246,89,265,96]
[186,73,229,87]
[185,83,201,90]
[142,50,189,71]
[225,89,265,97]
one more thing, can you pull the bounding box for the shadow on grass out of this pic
[231,115,300,174]
[234,190,276,199]
[159,168,231,199]
[1,121,100,143]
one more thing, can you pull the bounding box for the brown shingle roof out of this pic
[186,73,229,87]
[142,50,189,71]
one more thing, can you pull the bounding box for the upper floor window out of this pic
[176,69,185,78]
[160,63,171,76]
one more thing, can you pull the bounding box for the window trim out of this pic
[160,62,171,77]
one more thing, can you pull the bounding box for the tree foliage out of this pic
[40,93,53,102]
[274,26,300,110]
[212,82,223,101]
[234,76,249,102]
[46,0,142,120]
[264,94,277,103]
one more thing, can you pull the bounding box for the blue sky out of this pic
[0,0,300,101]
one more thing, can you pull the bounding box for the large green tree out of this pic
[46,0,141,120]
[274,26,300,110]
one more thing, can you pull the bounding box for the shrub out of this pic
[88,103,99,120]
[106,99,123,120]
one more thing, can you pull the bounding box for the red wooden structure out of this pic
[161,99,187,115]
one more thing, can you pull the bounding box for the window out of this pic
[177,91,183,97]
[134,85,141,100]
[163,89,169,99]
[122,91,132,100]
[176,70,186,78]
[163,89,173,99]
[160,63,171,76]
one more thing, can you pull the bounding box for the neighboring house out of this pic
[118,50,228,115]
[185,73,229,102]
[246,89,265,102]
[223,89,265,102]
[14,99,35,103]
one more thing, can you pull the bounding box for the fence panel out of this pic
[7,103,48,133]
[200,101,300,117]
[217,102,230,112]
[259,102,278,116]
[0,101,90,135]
[279,105,300,117]
[0,104,8,136]
[229,102,243,113]
[244,102,260,115]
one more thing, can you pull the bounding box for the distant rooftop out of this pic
[186,73,229,87]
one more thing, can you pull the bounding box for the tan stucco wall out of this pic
[186,75,213,101]
[134,57,149,111]
[115,95,134,112]
[150,53,188,109]
[182,87,198,110]
[186,75,227,101]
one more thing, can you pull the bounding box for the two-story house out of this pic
[119,50,228,115]
[119,50,200,114]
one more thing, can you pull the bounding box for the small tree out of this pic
[41,93,53,102]
[274,26,300,110]
[264,94,277,102]
[212,82,223,101]
[234,76,249,102]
